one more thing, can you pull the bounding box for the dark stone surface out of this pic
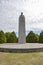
[0,48,43,53]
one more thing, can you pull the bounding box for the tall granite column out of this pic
[18,12,26,43]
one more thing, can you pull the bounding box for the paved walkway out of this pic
[0,43,43,49]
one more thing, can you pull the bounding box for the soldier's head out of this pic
[21,12,23,16]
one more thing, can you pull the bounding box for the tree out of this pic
[5,32,11,43]
[0,30,6,43]
[26,31,38,43]
[7,31,18,43]
[35,34,39,42]
[39,31,43,43]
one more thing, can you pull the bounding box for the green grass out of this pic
[0,52,43,65]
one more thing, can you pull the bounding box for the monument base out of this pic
[0,43,43,52]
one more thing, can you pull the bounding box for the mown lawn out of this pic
[0,52,43,65]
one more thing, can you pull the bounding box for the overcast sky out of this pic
[0,0,43,36]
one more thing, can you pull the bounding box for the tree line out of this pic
[0,30,43,43]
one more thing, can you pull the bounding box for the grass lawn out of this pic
[0,52,43,65]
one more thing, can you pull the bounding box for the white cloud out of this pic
[0,0,43,35]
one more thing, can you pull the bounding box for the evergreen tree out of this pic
[39,31,43,43]
[26,31,38,43]
[7,31,18,43]
[5,32,11,43]
[0,30,6,43]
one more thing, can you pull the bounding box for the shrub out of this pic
[26,31,38,43]
[0,30,6,43]
[6,31,18,43]
[39,31,43,43]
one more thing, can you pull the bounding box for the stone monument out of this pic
[18,12,26,43]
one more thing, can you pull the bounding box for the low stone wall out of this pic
[0,48,43,53]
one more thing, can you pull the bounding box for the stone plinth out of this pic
[18,12,26,43]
